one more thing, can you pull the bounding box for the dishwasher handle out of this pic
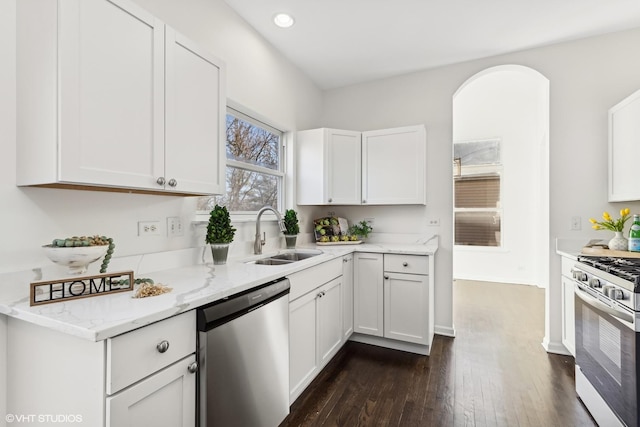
[197,277,290,332]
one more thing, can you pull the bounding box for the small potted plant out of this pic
[349,220,373,241]
[206,205,236,264]
[283,209,300,249]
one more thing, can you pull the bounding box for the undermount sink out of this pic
[249,250,323,266]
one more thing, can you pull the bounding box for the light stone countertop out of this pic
[0,241,438,341]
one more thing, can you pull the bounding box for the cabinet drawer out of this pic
[106,310,196,394]
[288,258,343,301]
[384,254,428,275]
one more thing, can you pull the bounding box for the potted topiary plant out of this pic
[205,205,236,264]
[283,209,300,249]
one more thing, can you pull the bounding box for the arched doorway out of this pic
[453,65,549,289]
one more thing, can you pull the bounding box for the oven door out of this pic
[575,283,639,427]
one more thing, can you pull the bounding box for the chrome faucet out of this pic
[254,206,286,255]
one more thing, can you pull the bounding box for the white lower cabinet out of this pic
[354,252,434,352]
[384,272,430,344]
[342,254,354,339]
[6,310,197,426]
[289,276,343,402]
[288,258,345,403]
[353,253,384,336]
[107,354,196,427]
[560,256,576,356]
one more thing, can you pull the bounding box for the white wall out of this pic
[453,67,548,286]
[0,0,323,274]
[322,28,640,348]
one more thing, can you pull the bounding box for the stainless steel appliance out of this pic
[197,277,290,427]
[572,256,640,427]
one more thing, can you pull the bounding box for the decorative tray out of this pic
[316,241,363,246]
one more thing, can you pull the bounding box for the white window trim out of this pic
[197,101,287,218]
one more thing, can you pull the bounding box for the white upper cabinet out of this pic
[296,128,362,205]
[362,125,427,205]
[609,89,640,202]
[165,29,226,195]
[16,0,225,195]
[296,125,426,205]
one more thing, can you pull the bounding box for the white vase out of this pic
[608,231,628,251]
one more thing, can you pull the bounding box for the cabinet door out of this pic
[354,253,384,336]
[318,277,343,366]
[165,28,226,195]
[289,290,319,402]
[296,128,361,205]
[609,88,640,201]
[106,354,196,427]
[326,129,361,204]
[561,277,576,357]
[342,255,354,339]
[362,125,426,205]
[58,0,165,189]
[384,272,429,345]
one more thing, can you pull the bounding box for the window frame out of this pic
[197,104,287,220]
[453,138,504,249]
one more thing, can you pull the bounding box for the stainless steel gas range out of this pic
[572,256,640,427]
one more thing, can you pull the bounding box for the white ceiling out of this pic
[223,0,640,90]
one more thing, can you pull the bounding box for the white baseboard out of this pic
[434,324,456,337]
[541,337,571,355]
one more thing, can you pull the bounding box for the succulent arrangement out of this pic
[283,209,300,235]
[206,205,236,244]
[48,235,115,273]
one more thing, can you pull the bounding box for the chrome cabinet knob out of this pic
[384,275,389,280]
[402,262,408,267]
[156,340,170,353]
[187,361,199,374]
[328,198,332,203]
[362,200,367,204]
[156,177,166,186]
[168,178,177,187]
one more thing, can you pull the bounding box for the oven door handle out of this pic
[575,285,635,328]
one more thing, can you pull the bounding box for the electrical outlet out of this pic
[167,217,183,237]
[138,220,161,236]
[427,218,440,226]
[571,216,581,231]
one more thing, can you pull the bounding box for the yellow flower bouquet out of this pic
[589,208,631,232]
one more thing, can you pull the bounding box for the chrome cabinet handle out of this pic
[156,340,170,353]
[156,177,166,186]
[187,361,199,374]
[168,178,177,187]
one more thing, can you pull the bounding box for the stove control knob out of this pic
[572,270,587,281]
[588,278,601,288]
[610,289,624,300]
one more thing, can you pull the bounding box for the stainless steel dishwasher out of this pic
[197,277,290,427]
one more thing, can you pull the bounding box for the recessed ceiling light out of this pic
[273,13,295,28]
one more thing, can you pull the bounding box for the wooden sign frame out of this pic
[30,271,134,306]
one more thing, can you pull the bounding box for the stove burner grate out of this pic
[577,256,640,286]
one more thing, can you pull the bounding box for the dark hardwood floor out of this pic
[281,280,596,427]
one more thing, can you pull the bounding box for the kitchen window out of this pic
[453,138,502,247]
[198,107,285,213]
